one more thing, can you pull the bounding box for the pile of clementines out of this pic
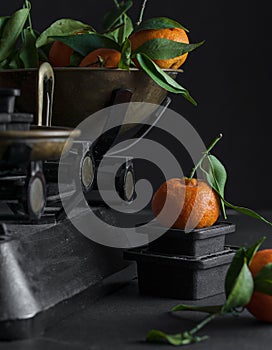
[0,0,203,105]
[49,24,191,69]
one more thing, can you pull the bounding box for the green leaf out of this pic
[19,27,39,68]
[36,19,94,48]
[37,40,51,62]
[146,329,208,346]
[0,59,9,70]
[38,48,49,62]
[200,164,272,227]
[24,0,31,8]
[120,14,134,42]
[254,263,272,296]
[0,16,10,29]
[118,38,131,69]
[207,155,227,199]
[223,258,254,313]
[24,0,33,29]
[146,330,183,346]
[50,33,121,56]
[225,247,246,297]
[172,304,223,314]
[103,0,133,31]
[133,38,204,60]
[136,53,197,105]
[223,199,272,227]
[135,17,189,33]
[190,133,223,179]
[0,16,10,37]
[105,15,133,45]
[7,49,24,69]
[245,236,266,265]
[105,23,123,43]
[225,237,265,299]
[204,154,227,219]
[116,14,134,44]
[0,8,30,62]
[69,51,84,66]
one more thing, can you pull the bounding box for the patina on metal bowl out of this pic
[0,66,180,128]
[0,126,81,161]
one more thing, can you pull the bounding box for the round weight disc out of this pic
[28,175,45,218]
[81,155,94,191]
[124,169,135,202]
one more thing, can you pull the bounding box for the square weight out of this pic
[0,88,20,113]
[0,113,33,131]
[137,222,236,257]
[124,247,237,300]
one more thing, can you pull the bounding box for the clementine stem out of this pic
[189,133,223,179]
[136,0,148,26]
[189,312,219,335]
[113,0,120,8]
[24,1,32,30]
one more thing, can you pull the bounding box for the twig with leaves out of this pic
[186,134,272,226]
[146,236,272,346]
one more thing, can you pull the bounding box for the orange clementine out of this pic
[246,249,272,322]
[49,40,74,67]
[129,28,189,69]
[152,177,220,229]
[79,48,121,68]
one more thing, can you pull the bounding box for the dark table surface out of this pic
[1,211,272,350]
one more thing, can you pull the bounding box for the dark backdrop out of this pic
[1,1,270,210]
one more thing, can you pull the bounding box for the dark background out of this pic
[1,1,270,210]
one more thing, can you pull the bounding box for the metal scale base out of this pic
[0,87,172,340]
[0,209,136,341]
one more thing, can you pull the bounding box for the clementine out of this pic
[129,28,189,69]
[152,177,220,229]
[246,249,272,322]
[79,48,121,68]
[49,40,74,67]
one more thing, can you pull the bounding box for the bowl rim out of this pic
[0,126,81,140]
[0,67,183,73]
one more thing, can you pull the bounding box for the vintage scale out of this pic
[0,63,236,340]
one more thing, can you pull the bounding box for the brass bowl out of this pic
[0,126,81,160]
[0,66,180,128]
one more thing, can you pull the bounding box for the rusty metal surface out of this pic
[0,127,80,160]
[0,68,180,128]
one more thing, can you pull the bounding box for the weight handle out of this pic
[38,62,55,127]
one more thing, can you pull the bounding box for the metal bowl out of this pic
[0,126,81,160]
[0,66,180,128]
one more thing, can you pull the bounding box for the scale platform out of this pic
[0,87,171,341]
[0,207,137,340]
